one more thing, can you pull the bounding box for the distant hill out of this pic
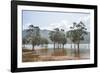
[22,29,90,44]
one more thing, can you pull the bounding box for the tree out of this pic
[22,38,27,49]
[49,28,67,52]
[66,31,72,55]
[67,22,77,50]
[40,37,49,49]
[67,21,88,58]
[61,37,67,49]
[49,31,56,51]
[59,29,67,49]
[49,28,61,50]
[54,28,61,49]
[44,38,49,48]
[27,24,41,52]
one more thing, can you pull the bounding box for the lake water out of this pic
[23,44,90,50]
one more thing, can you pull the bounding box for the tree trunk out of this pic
[58,43,59,49]
[77,43,80,58]
[60,44,62,48]
[74,44,77,57]
[32,44,35,51]
[54,42,55,52]
[71,43,72,49]
[62,44,65,55]
[32,45,34,53]
[62,44,64,50]
[70,43,73,56]
[62,44,64,49]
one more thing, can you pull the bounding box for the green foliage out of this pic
[49,31,55,42]
[22,38,26,44]
[49,28,67,49]
[40,37,49,46]
[67,21,88,44]
[26,24,49,50]
[26,24,41,50]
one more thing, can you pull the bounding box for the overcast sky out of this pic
[22,10,90,32]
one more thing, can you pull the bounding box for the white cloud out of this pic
[83,16,90,22]
[59,20,70,31]
[46,20,71,31]
[81,15,90,31]
[23,23,31,30]
[23,16,90,32]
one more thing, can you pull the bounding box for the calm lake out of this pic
[23,44,90,59]
[23,44,90,50]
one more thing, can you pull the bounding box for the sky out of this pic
[22,10,90,32]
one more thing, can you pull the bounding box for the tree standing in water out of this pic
[67,21,88,58]
[27,25,41,52]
